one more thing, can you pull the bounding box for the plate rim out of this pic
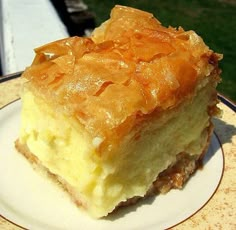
[0,71,23,84]
[217,93,236,112]
[167,132,225,229]
[0,94,228,230]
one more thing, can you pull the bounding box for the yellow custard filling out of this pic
[18,82,213,218]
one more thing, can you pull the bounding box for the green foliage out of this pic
[86,0,236,101]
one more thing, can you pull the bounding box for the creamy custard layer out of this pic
[18,82,214,218]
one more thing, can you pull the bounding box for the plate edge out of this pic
[0,71,23,84]
[167,132,225,229]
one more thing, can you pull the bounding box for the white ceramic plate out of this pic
[0,100,224,230]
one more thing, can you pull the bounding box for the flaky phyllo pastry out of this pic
[16,5,222,218]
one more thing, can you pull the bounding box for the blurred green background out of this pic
[85,0,236,101]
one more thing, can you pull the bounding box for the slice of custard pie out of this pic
[16,5,222,218]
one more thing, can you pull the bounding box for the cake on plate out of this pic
[15,5,222,218]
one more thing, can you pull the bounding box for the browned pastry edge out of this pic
[15,124,213,215]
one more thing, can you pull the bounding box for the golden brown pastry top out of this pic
[22,5,222,153]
